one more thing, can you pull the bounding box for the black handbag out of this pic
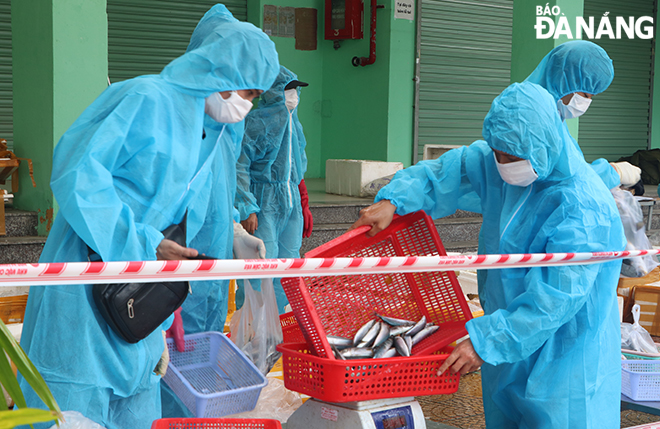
[88,215,190,343]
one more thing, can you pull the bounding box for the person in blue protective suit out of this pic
[525,40,641,190]
[18,5,279,429]
[350,82,625,428]
[235,66,313,313]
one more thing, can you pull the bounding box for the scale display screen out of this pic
[371,405,414,429]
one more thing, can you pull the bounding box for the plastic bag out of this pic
[228,377,304,423]
[621,304,657,353]
[612,187,659,277]
[48,411,107,429]
[230,255,283,375]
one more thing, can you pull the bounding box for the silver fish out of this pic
[404,334,412,352]
[378,314,415,326]
[340,347,375,359]
[353,319,377,346]
[407,315,427,337]
[359,320,382,348]
[394,336,410,357]
[327,335,353,349]
[373,337,394,358]
[381,348,398,358]
[372,322,390,348]
[411,324,439,346]
[390,324,414,337]
[332,344,347,360]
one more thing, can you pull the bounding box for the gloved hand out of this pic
[299,179,313,238]
[234,221,266,259]
[611,161,642,187]
[165,307,185,352]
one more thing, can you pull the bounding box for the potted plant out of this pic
[0,319,61,428]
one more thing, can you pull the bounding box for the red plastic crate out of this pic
[281,211,472,359]
[151,418,282,429]
[276,342,459,402]
[279,312,305,343]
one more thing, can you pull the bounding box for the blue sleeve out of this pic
[375,142,488,218]
[466,201,622,365]
[590,158,620,189]
[51,92,166,261]
[235,148,260,221]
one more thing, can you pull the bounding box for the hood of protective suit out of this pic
[259,66,299,107]
[483,82,584,182]
[162,4,279,97]
[525,40,614,101]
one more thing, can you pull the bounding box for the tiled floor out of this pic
[417,371,660,429]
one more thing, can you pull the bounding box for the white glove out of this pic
[233,222,266,259]
[611,161,642,187]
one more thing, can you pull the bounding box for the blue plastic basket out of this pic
[163,332,267,418]
[622,360,660,401]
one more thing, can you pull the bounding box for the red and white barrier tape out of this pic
[0,249,656,287]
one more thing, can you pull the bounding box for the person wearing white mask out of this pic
[235,66,313,313]
[349,82,625,428]
[524,40,639,191]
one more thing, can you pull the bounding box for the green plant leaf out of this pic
[0,349,25,410]
[0,321,60,414]
[0,408,59,429]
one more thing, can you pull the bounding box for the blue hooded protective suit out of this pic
[235,66,308,313]
[376,82,625,428]
[19,5,278,429]
[525,40,620,189]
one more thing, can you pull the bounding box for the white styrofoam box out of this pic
[457,270,478,296]
[325,159,403,197]
[423,144,464,161]
[0,286,29,298]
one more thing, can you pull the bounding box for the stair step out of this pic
[434,217,482,243]
[4,209,39,237]
[0,236,47,264]
[443,240,479,253]
[309,204,371,225]
[301,217,483,256]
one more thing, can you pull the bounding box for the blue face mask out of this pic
[494,153,538,187]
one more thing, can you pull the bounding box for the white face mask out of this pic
[204,91,253,123]
[557,93,592,120]
[284,89,299,111]
[494,153,538,187]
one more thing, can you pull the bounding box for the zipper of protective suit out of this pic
[174,126,225,208]
[286,108,294,210]
[500,183,534,241]
[170,125,225,297]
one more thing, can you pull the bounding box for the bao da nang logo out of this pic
[535,4,654,39]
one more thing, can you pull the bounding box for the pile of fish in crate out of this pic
[329,314,438,359]
[276,211,474,402]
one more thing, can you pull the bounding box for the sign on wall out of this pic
[394,0,414,20]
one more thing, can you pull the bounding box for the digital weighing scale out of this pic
[286,397,427,429]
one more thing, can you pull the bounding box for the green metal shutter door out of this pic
[0,0,12,151]
[579,0,654,162]
[415,0,513,162]
[108,0,248,83]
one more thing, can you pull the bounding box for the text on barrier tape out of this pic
[0,249,655,287]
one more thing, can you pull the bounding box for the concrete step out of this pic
[444,240,479,253]
[309,203,370,225]
[301,217,482,256]
[309,205,483,225]
[434,217,482,243]
[0,236,46,264]
[4,208,39,237]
